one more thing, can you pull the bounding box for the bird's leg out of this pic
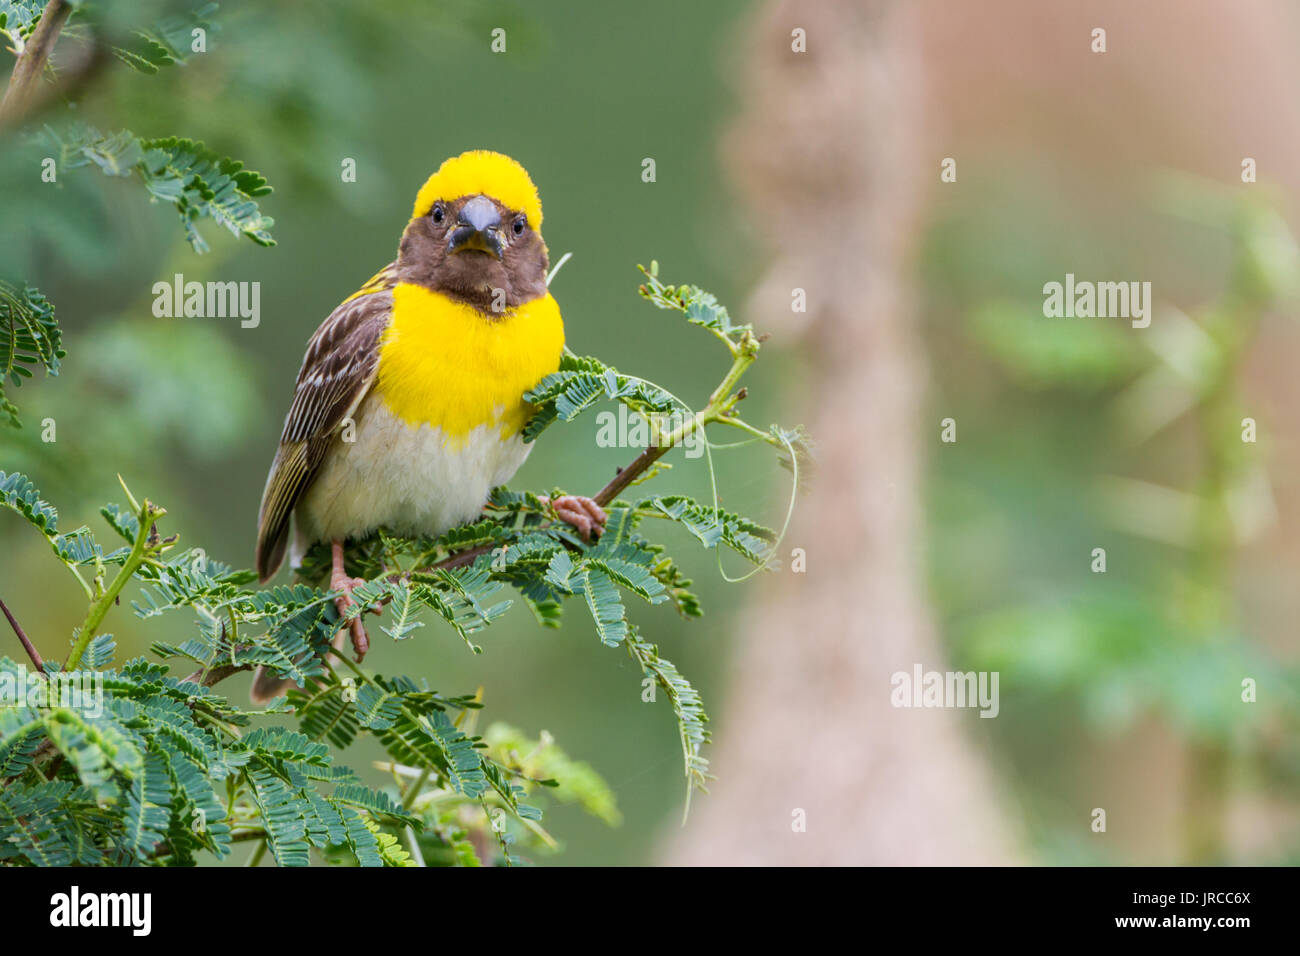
[330,538,370,661]
[542,495,608,542]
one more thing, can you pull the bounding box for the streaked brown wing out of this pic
[255,286,393,581]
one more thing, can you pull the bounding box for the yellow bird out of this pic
[252,150,606,702]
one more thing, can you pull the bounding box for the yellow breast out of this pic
[375,283,565,446]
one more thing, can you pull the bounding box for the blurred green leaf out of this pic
[0,280,63,427]
[41,124,274,252]
[969,300,1142,390]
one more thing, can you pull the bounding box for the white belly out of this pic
[290,392,533,567]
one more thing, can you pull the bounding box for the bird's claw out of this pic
[548,495,608,542]
[330,573,374,661]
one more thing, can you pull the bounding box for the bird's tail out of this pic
[249,625,348,705]
[249,666,296,705]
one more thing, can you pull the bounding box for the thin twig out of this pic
[0,596,44,671]
[0,0,72,126]
[182,660,252,687]
[592,443,670,507]
[65,504,164,670]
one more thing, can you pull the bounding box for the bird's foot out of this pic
[329,571,373,661]
[545,495,608,542]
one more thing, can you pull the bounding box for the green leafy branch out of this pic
[1,268,806,865]
[0,279,61,426]
[0,0,72,126]
[41,124,275,252]
[1,3,274,428]
[79,1,218,75]
[2,2,274,253]
[1,1,221,127]
[0,474,576,866]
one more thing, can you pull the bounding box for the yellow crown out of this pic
[411,150,542,230]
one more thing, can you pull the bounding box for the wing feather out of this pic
[255,286,393,581]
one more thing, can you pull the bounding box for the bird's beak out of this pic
[447,195,503,259]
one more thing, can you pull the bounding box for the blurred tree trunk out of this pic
[667,0,1020,865]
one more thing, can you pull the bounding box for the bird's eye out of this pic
[512,217,525,236]
[431,204,444,223]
